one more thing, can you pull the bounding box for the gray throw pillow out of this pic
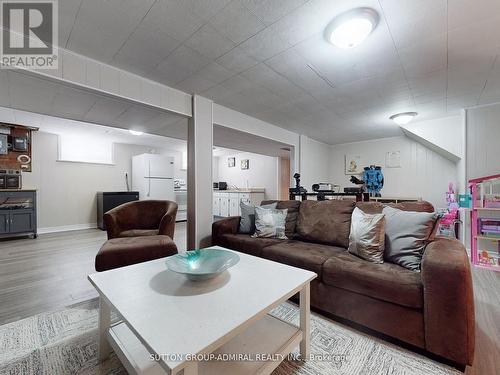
[252,207,288,239]
[348,207,385,264]
[383,206,438,271]
[239,202,277,234]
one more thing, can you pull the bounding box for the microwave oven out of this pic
[0,169,22,189]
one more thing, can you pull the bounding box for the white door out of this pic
[147,178,175,201]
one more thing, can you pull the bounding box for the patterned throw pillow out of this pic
[348,207,386,263]
[252,207,288,239]
[238,202,277,234]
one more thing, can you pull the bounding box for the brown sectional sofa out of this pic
[212,199,475,368]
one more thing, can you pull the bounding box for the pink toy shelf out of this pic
[469,173,500,271]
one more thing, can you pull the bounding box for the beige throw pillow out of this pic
[348,207,385,263]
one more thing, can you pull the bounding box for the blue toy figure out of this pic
[363,165,384,197]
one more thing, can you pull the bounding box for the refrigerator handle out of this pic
[147,160,151,197]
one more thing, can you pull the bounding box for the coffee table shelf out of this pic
[108,314,302,375]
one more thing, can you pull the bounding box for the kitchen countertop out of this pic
[0,188,37,192]
[214,188,265,193]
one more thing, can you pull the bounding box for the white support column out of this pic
[187,95,213,249]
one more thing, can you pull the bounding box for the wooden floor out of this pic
[0,223,186,325]
[0,227,498,374]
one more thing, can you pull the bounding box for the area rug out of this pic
[0,300,460,375]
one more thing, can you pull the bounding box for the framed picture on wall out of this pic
[228,157,235,167]
[241,159,249,170]
[345,154,363,175]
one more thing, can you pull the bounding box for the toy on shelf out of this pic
[363,165,384,197]
[469,173,500,272]
[478,250,499,267]
[438,183,461,238]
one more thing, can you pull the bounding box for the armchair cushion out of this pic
[104,200,177,239]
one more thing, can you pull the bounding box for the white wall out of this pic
[299,135,332,191]
[22,131,185,231]
[329,136,458,209]
[402,115,464,159]
[466,103,500,180]
[216,152,279,200]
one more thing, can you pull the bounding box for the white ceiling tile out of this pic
[265,49,336,99]
[399,34,447,77]
[184,24,236,60]
[210,0,266,44]
[140,0,205,42]
[241,0,308,25]
[59,0,83,47]
[67,0,154,62]
[408,69,447,97]
[447,68,488,98]
[201,84,235,102]
[193,63,235,84]
[220,75,255,94]
[241,63,305,100]
[152,46,212,85]
[239,23,292,61]
[448,0,500,31]
[216,47,259,74]
[112,25,181,68]
[381,0,446,49]
[181,0,233,21]
[273,1,324,46]
[175,76,217,94]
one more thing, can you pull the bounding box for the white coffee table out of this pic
[88,246,316,375]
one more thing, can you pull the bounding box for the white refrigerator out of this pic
[132,154,175,201]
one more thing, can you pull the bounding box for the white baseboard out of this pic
[38,223,98,234]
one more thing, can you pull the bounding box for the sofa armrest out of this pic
[421,237,475,366]
[159,202,178,239]
[104,211,122,239]
[212,217,241,244]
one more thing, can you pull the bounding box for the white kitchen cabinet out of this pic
[213,195,221,216]
[219,196,229,217]
[213,190,266,218]
[229,197,240,216]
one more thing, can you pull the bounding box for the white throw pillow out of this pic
[348,207,386,263]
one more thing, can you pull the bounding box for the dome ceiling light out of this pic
[390,112,418,125]
[325,7,379,49]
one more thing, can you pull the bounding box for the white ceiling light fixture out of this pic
[390,112,418,125]
[325,7,379,49]
[129,130,143,136]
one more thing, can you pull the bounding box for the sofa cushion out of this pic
[217,233,283,257]
[356,200,435,215]
[262,240,345,278]
[296,200,355,248]
[322,252,423,309]
[262,200,301,238]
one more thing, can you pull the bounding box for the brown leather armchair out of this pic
[104,200,178,240]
